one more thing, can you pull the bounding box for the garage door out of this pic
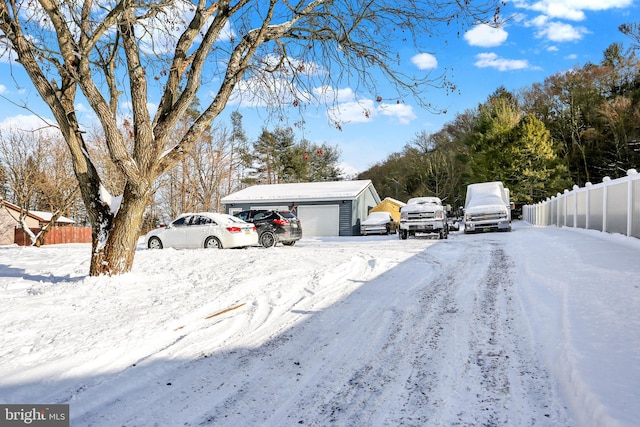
[297,205,339,237]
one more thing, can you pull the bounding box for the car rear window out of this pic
[253,211,274,221]
[278,211,296,218]
[227,216,245,223]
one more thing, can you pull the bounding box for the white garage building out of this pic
[221,180,381,237]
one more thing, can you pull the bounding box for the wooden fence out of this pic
[14,226,92,246]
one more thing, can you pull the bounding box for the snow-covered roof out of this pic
[221,180,375,204]
[1,200,75,224]
[29,211,75,224]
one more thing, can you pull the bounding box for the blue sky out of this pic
[0,0,637,176]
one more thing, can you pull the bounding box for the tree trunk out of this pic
[89,185,151,276]
[34,209,62,247]
[19,215,37,246]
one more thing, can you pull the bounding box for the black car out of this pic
[234,209,302,247]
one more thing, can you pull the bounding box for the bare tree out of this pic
[620,22,640,50]
[0,129,46,241]
[187,126,232,212]
[0,0,500,275]
[33,138,80,246]
[0,128,78,245]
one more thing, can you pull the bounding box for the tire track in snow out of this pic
[246,237,573,427]
[411,240,572,427]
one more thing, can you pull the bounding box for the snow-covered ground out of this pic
[1,221,639,426]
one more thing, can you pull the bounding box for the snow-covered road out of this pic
[1,222,639,426]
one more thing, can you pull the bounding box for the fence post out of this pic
[572,185,579,228]
[585,182,592,230]
[563,190,570,227]
[602,176,611,233]
[627,169,638,237]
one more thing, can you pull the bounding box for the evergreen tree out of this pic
[229,112,250,193]
[465,89,569,204]
[300,142,342,182]
[465,88,522,184]
[506,114,570,204]
[249,127,342,184]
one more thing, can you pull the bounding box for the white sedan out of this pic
[146,212,258,249]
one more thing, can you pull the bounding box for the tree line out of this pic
[3,34,638,243]
[0,0,630,276]
[3,0,499,275]
[0,110,342,242]
[359,33,640,210]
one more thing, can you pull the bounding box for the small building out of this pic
[221,180,381,237]
[0,199,87,246]
[368,197,406,222]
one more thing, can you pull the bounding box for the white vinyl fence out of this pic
[523,169,640,238]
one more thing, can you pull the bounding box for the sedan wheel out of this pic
[204,236,222,249]
[260,232,277,248]
[148,237,163,249]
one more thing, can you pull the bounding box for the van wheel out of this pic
[400,229,408,240]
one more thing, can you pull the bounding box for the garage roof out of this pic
[221,180,375,204]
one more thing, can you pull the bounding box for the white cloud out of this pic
[378,103,417,125]
[327,98,417,125]
[0,114,59,135]
[474,53,530,71]
[464,24,509,47]
[338,161,360,179]
[537,21,588,42]
[0,84,6,95]
[74,103,90,113]
[227,77,307,108]
[411,53,438,70]
[528,15,549,27]
[328,99,376,124]
[313,86,356,103]
[226,56,326,108]
[514,0,633,21]
[262,54,324,77]
[525,14,588,42]
[0,47,18,64]
[137,1,235,55]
